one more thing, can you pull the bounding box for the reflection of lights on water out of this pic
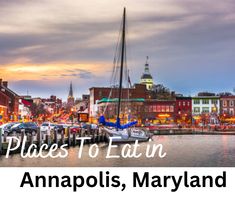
[222,135,228,162]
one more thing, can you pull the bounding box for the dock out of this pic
[0,127,108,155]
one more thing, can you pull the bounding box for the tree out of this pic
[30,103,49,117]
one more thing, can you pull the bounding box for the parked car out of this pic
[40,122,56,134]
[70,126,81,133]
[53,124,64,133]
[10,122,38,134]
[0,122,17,135]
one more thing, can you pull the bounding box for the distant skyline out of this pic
[0,0,235,101]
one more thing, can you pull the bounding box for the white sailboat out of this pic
[99,8,151,142]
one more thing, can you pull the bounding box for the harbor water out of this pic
[0,135,235,167]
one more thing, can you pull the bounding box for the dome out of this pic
[141,73,153,80]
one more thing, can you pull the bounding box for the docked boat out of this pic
[98,8,151,143]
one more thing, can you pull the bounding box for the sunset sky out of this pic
[0,0,235,100]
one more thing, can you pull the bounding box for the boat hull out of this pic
[100,127,151,143]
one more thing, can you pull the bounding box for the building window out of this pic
[149,105,153,112]
[211,99,218,105]
[230,100,234,107]
[202,107,209,113]
[183,102,185,106]
[179,102,181,106]
[98,91,102,98]
[161,105,165,112]
[156,106,161,112]
[170,106,174,112]
[165,106,170,112]
[230,108,234,115]
[153,105,157,112]
[145,106,148,112]
[188,102,190,106]
[193,107,200,113]
[223,100,227,107]
[202,99,209,104]
[193,99,200,104]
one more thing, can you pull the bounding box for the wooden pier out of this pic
[0,127,108,155]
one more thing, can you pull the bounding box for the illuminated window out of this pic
[153,105,157,112]
[193,107,200,113]
[165,106,170,112]
[161,106,165,112]
[170,106,174,112]
[156,105,161,112]
[229,108,234,115]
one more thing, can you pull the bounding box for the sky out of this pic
[0,0,235,101]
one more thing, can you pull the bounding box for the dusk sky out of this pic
[0,0,235,101]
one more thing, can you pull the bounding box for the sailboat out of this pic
[98,8,151,142]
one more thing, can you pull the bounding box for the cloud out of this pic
[0,0,235,99]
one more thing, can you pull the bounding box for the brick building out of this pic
[175,96,192,124]
[220,96,235,116]
[0,79,20,121]
[0,89,10,121]
[143,99,176,124]
[89,84,150,121]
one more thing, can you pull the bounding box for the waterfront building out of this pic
[220,96,235,122]
[0,79,20,121]
[140,56,154,90]
[175,96,192,124]
[192,95,220,124]
[143,99,176,124]
[18,98,32,121]
[89,84,149,122]
[0,87,10,122]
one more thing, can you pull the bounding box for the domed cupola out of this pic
[140,56,154,90]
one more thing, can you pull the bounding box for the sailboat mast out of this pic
[117,7,126,121]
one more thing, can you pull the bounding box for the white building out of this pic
[192,96,220,115]
[18,99,31,118]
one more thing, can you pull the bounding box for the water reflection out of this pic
[0,135,235,167]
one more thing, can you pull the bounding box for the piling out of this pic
[92,131,95,143]
[45,135,50,146]
[54,129,58,144]
[29,133,33,145]
[97,129,100,142]
[20,130,25,147]
[72,133,76,146]
[3,132,7,142]
[37,128,42,147]
[61,129,65,145]
[67,127,71,147]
